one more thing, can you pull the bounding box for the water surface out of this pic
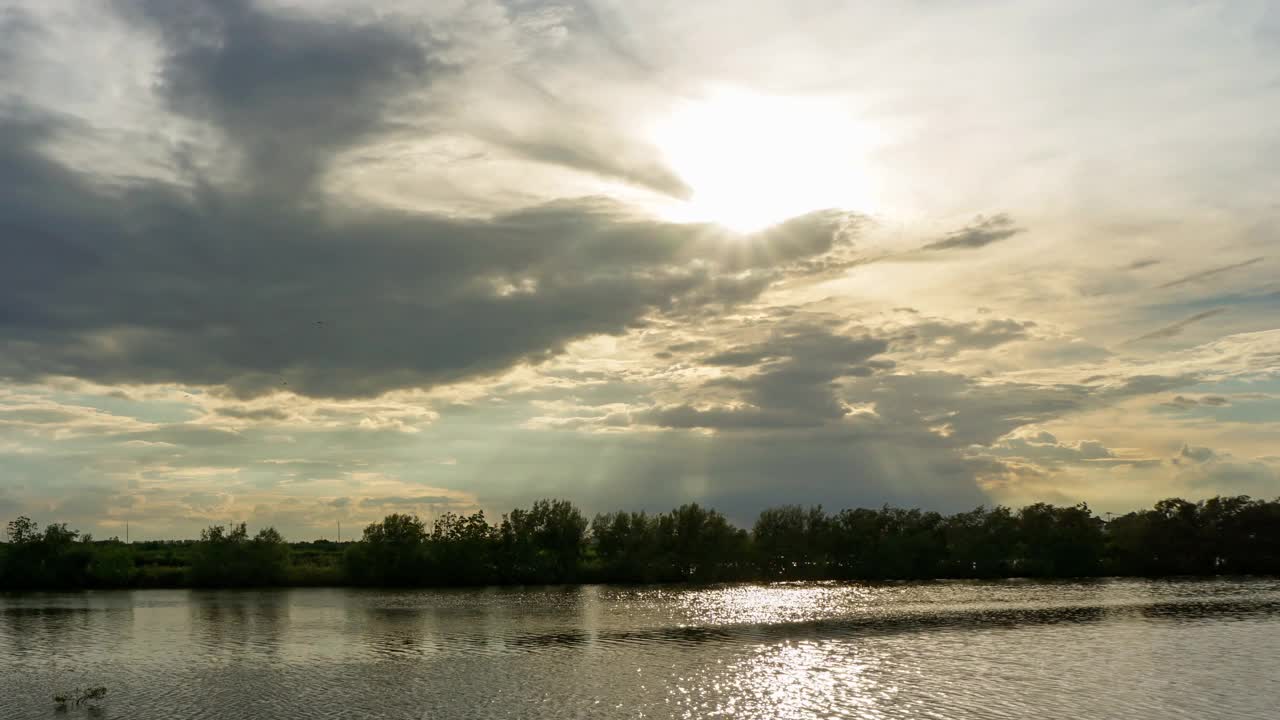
[2,578,1278,719]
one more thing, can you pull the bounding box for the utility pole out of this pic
[126,522,129,544]
[338,521,341,544]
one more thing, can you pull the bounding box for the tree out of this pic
[0,518,92,589]
[656,504,747,582]
[1017,503,1103,577]
[496,500,587,583]
[88,541,136,586]
[753,505,831,579]
[591,511,659,583]
[345,514,429,585]
[430,511,496,585]
[249,527,291,585]
[6,516,39,544]
[942,506,1019,578]
[190,523,290,586]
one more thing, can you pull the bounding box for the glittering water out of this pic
[2,579,1278,719]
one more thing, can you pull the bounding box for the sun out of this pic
[650,88,879,233]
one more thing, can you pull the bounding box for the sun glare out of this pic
[651,89,878,233]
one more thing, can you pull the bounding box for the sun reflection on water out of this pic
[670,583,881,627]
[664,639,894,719]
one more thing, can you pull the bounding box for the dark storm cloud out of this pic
[0,0,858,405]
[639,324,891,429]
[593,354,1094,517]
[635,320,1087,444]
[1124,308,1227,344]
[628,317,1206,477]
[1157,257,1265,289]
[921,213,1023,252]
[119,0,437,189]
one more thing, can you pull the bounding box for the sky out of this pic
[2,0,1279,540]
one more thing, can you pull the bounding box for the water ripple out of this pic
[2,579,1278,719]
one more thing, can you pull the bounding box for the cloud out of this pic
[358,495,466,508]
[1177,444,1217,464]
[637,322,890,430]
[0,399,156,439]
[977,430,1145,469]
[1170,445,1280,498]
[5,0,1280,533]
[478,123,692,199]
[1161,394,1231,409]
[920,213,1023,252]
[1157,257,1265,289]
[890,317,1036,354]
[1124,308,1227,344]
[859,214,1025,266]
[1124,258,1160,270]
[121,0,438,189]
[523,308,1259,515]
[0,104,858,398]
[0,6,39,78]
[215,407,290,421]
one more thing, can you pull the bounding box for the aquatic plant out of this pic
[52,686,107,711]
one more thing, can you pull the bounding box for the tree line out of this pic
[2,495,1279,590]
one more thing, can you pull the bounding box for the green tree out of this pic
[656,504,747,582]
[753,505,831,579]
[190,523,290,586]
[941,506,1018,578]
[591,511,659,582]
[88,542,136,586]
[497,500,587,583]
[1017,503,1104,577]
[6,516,39,544]
[345,513,429,585]
[430,511,496,585]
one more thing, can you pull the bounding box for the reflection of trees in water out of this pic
[340,585,601,659]
[0,598,135,696]
[484,595,1280,653]
[189,590,290,659]
[0,601,135,655]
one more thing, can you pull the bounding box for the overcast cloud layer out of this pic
[2,0,1279,539]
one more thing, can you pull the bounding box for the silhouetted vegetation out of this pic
[4,495,1280,590]
[189,523,290,587]
[52,686,107,712]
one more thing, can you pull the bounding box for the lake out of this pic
[2,578,1278,719]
